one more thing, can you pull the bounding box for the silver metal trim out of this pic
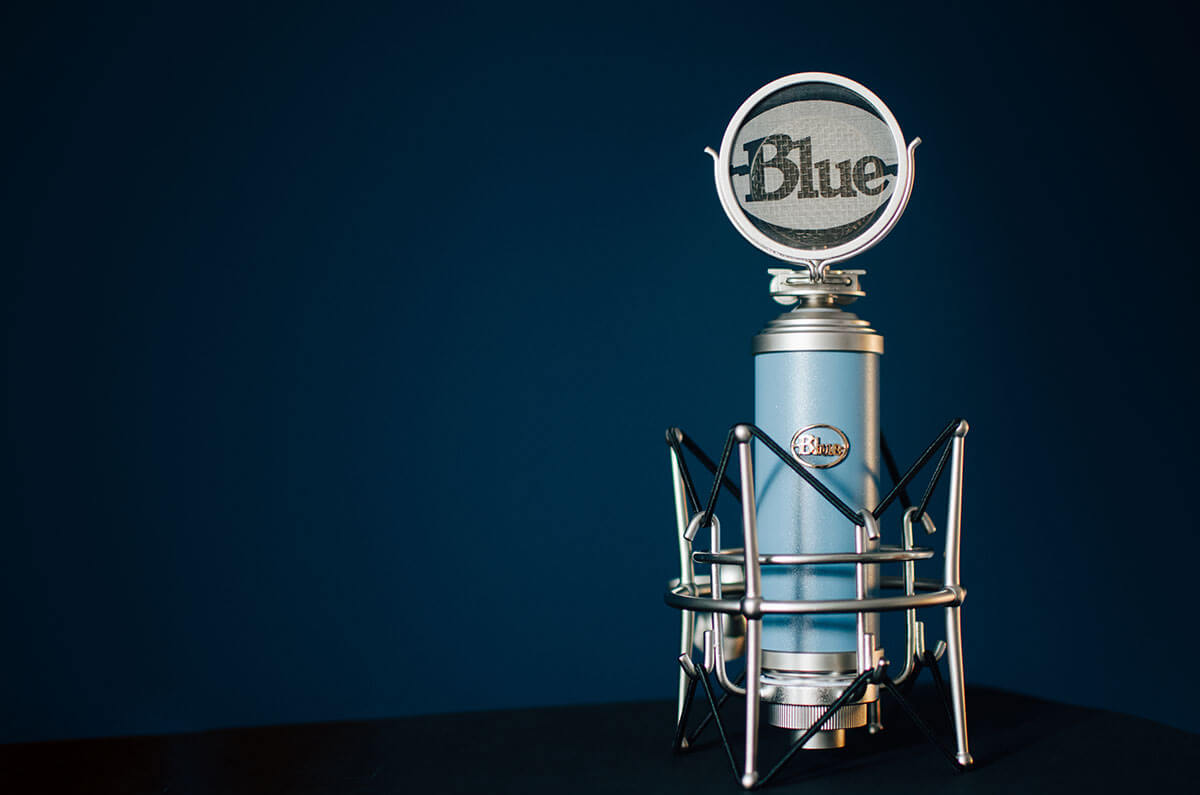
[768,267,865,307]
[943,421,973,766]
[709,513,749,697]
[693,547,934,566]
[895,506,940,685]
[753,332,884,355]
[759,676,879,707]
[737,433,762,787]
[667,574,948,596]
[664,583,962,615]
[752,307,883,355]
[766,703,866,731]
[795,728,846,749]
[761,650,858,672]
[670,444,696,724]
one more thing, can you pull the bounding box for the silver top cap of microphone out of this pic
[708,73,920,276]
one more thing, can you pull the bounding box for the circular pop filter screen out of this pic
[719,76,906,260]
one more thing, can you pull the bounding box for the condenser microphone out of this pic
[664,73,974,789]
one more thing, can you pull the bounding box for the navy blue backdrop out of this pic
[3,2,1197,744]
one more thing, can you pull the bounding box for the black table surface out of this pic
[1,685,1196,793]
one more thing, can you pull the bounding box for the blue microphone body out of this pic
[753,306,882,659]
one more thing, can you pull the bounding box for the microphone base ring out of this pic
[789,728,847,749]
[760,666,877,732]
[767,702,866,733]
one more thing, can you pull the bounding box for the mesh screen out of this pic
[729,84,899,251]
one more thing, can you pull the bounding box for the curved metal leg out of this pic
[678,611,694,727]
[944,605,973,766]
[671,447,696,727]
[735,433,762,790]
[942,422,972,767]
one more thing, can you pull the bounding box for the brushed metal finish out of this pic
[707,511,749,697]
[794,728,846,749]
[663,581,962,615]
[752,307,884,355]
[895,506,940,685]
[944,423,973,766]
[767,268,865,307]
[693,547,934,566]
[761,650,857,672]
[766,703,867,731]
[759,674,879,707]
[670,447,695,723]
[737,438,763,786]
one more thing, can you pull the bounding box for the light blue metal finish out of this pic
[754,345,880,655]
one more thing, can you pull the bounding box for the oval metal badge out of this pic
[790,424,851,469]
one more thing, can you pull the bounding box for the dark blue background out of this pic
[3,1,1197,744]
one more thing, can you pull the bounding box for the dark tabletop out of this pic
[1,685,1196,794]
